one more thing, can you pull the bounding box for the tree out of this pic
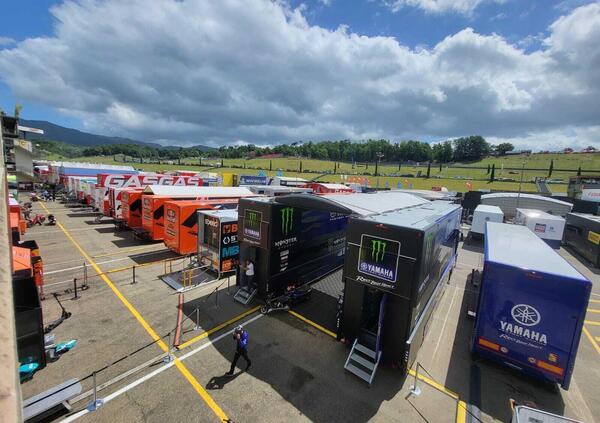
[548,159,554,178]
[489,164,496,182]
[577,166,581,176]
[495,143,514,155]
[453,136,490,162]
[426,162,431,178]
[14,104,22,119]
[487,164,491,175]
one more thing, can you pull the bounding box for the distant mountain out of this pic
[19,119,214,151]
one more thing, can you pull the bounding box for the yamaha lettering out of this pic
[357,234,400,286]
[499,303,548,348]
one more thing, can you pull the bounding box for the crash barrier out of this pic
[42,255,188,298]
[407,362,481,423]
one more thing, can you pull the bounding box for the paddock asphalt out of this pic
[19,200,600,422]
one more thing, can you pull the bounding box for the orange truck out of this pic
[121,189,145,229]
[164,199,239,255]
[140,186,256,241]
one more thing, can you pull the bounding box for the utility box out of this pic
[514,208,565,249]
[471,205,504,235]
[472,223,591,389]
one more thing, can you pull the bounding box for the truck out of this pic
[340,201,461,383]
[472,222,591,389]
[514,208,565,249]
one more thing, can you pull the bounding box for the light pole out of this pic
[375,152,384,177]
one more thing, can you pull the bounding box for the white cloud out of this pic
[0,36,15,46]
[383,0,494,15]
[0,0,599,151]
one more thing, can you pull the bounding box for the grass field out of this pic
[46,152,600,193]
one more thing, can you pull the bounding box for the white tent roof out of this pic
[321,191,429,216]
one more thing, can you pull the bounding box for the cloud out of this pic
[383,0,495,15]
[0,36,15,46]
[0,0,599,151]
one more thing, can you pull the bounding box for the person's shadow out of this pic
[206,371,243,390]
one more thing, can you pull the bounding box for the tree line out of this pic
[37,135,514,163]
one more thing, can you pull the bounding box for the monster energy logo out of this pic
[371,240,386,263]
[247,211,259,228]
[243,210,262,240]
[358,234,400,284]
[281,207,294,235]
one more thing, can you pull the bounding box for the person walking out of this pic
[239,259,254,289]
[226,325,251,375]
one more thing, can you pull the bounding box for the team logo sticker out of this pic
[243,210,262,240]
[280,207,294,235]
[511,304,541,327]
[357,234,400,284]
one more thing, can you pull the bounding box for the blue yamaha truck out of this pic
[472,222,591,389]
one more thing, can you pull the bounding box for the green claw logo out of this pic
[248,211,259,228]
[281,207,294,235]
[371,240,387,263]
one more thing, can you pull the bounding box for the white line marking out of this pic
[432,285,458,361]
[59,313,264,422]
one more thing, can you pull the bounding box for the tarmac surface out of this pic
[19,199,600,423]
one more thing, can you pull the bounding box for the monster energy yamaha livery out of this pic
[340,201,461,373]
[238,196,349,297]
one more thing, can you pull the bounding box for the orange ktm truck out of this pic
[140,186,256,241]
[163,199,239,255]
[121,189,145,229]
[141,195,202,241]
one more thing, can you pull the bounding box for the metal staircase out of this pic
[344,339,381,385]
[233,287,257,305]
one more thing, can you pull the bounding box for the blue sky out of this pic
[0,0,598,149]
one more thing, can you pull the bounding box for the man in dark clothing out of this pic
[226,325,251,375]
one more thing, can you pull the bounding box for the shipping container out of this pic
[472,223,591,389]
[514,208,565,248]
[471,205,504,235]
[163,199,239,255]
[339,202,461,381]
[564,213,600,268]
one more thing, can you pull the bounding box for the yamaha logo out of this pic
[511,304,541,327]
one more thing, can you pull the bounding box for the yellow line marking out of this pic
[589,299,600,303]
[586,320,600,326]
[595,337,600,342]
[456,400,467,423]
[177,306,261,350]
[407,368,459,400]
[587,309,600,314]
[92,245,163,258]
[288,310,337,338]
[582,326,600,355]
[40,203,229,422]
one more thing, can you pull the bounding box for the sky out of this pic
[0,0,599,150]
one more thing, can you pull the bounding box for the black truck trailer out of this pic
[339,201,462,383]
[237,197,349,297]
[564,212,600,268]
[237,192,430,298]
